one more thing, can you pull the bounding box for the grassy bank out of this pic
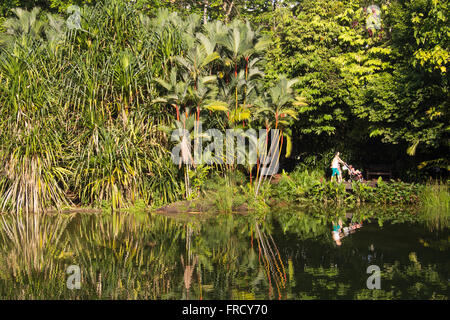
[152,166,448,230]
[419,182,450,230]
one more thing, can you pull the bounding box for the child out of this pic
[349,165,363,182]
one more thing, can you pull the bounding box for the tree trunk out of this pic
[203,0,209,24]
[224,1,234,24]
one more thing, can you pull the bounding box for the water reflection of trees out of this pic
[68,213,182,299]
[0,212,72,299]
[272,207,449,299]
[185,214,279,299]
[0,207,448,299]
[0,211,285,299]
[253,223,287,299]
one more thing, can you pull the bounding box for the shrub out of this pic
[271,167,325,202]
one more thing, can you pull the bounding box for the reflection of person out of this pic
[332,219,343,246]
[348,221,363,233]
[332,220,363,246]
[368,244,375,263]
[331,152,345,183]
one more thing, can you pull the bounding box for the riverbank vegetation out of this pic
[0,0,448,301]
[0,0,447,215]
[419,181,449,230]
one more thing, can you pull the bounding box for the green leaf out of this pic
[285,134,292,158]
[204,101,228,112]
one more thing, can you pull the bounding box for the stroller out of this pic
[342,162,364,183]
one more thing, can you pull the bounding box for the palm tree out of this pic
[154,68,190,121]
[214,20,267,125]
[252,76,306,196]
[256,76,302,130]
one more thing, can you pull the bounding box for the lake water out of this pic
[0,206,448,299]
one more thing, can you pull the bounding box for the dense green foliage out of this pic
[270,166,423,205]
[0,3,182,212]
[264,0,449,177]
[0,1,447,303]
[0,0,448,214]
[0,0,303,212]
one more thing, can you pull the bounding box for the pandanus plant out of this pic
[0,23,71,214]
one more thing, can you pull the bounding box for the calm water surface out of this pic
[0,207,448,299]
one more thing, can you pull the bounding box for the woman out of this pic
[330,152,344,183]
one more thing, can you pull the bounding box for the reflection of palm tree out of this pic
[181,224,199,299]
[181,254,198,299]
[254,223,287,299]
[69,213,183,299]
